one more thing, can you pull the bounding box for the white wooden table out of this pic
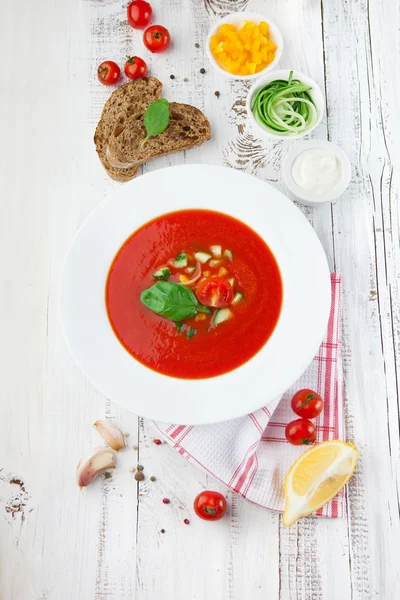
[1,0,399,598]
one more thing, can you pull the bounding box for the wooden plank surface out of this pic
[0,0,399,598]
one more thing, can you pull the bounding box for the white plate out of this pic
[60,165,331,425]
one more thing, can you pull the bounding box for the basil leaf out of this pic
[140,281,199,321]
[141,99,170,147]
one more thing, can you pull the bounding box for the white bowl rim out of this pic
[282,139,352,204]
[206,12,283,81]
[246,69,325,140]
[59,165,331,425]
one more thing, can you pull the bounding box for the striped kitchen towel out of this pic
[154,274,344,517]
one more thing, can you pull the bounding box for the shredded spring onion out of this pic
[251,71,317,136]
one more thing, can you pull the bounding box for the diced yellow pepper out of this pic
[219,23,237,34]
[246,62,257,74]
[242,21,254,31]
[225,30,238,42]
[227,61,240,73]
[252,51,263,65]
[223,41,235,53]
[259,21,269,35]
[210,34,220,50]
[252,38,261,52]
[265,41,277,51]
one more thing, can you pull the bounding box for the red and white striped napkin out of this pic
[155,274,344,518]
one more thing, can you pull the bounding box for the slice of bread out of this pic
[94,77,162,181]
[106,102,211,169]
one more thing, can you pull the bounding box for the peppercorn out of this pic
[200,68,206,74]
[153,439,162,445]
[184,518,190,525]
[134,471,145,481]
[184,77,189,82]
[137,464,144,471]
[214,91,220,98]
[104,472,112,479]
[195,43,200,48]
[170,74,175,79]
[150,476,156,482]
[160,528,165,533]
[162,498,170,504]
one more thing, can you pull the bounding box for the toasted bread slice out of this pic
[94,77,162,181]
[106,103,211,169]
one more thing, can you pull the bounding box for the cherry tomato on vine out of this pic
[97,61,121,86]
[196,277,234,308]
[285,419,316,446]
[127,0,152,29]
[291,389,324,419]
[194,491,227,521]
[124,56,148,80]
[143,25,171,53]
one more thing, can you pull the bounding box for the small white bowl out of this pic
[206,12,283,81]
[246,70,325,140]
[282,140,352,206]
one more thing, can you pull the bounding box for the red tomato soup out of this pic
[106,210,283,379]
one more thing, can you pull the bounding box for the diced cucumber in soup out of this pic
[213,307,232,326]
[194,252,212,264]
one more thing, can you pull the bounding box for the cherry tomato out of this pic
[291,389,324,419]
[127,0,152,29]
[285,419,316,446]
[143,25,171,53]
[194,491,227,521]
[97,61,121,86]
[124,56,148,80]
[196,277,234,308]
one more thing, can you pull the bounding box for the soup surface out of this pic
[106,209,283,379]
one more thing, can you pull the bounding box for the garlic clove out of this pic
[93,419,125,451]
[77,447,116,488]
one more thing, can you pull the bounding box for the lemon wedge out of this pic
[282,440,358,526]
